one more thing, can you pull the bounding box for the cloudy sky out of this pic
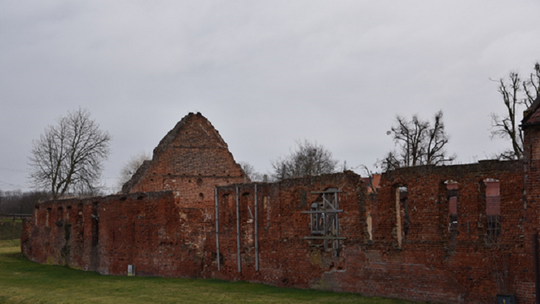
[1,1,539,193]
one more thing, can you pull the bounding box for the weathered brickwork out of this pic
[122,112,246,211]
[374,162,529,303]
[21,107,540,304]
[23,191,216,277]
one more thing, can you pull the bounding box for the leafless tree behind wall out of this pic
[380,111,455,171]
[491,62,540,160]
[117,151,150,192]
[239,162,265,182]
[28,108,111,199]
[272,139,338,181]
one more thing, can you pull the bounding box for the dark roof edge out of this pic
[522,95,540,125]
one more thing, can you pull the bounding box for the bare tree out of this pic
[117,151,150,191]
[491,62,540,160]
[239,162,264,182]
[391,114,430,167]
[29,108,111,199]
[272,140,338,180]
[378,151,401,172]
[425,111,452,165]
[381,111,455,170]
[524,62,540,106]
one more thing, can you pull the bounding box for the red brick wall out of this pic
[21,162,536,303]
[22,192,214,277]
[210,173,367,286]
[374,161,530,303]
[207,164,532,303]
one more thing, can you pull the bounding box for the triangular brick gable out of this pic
[122,112,246,193]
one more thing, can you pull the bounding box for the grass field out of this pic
[0,240,422,304]
[0,217,23,240]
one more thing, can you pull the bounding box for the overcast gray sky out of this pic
[1,1,539,193]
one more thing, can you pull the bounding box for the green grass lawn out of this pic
[0,240,419,304]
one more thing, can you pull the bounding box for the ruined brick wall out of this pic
[22,163,534,303]
[374,161,530,303]
[210,173,366,287]
[207,163,532,303]
[22,192,215,278]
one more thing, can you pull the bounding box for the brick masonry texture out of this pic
[21,110,540,303]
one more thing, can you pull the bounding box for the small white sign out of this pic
[128,264,135,276]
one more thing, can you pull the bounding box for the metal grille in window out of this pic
[302,188,346,255]
[310,201,325,235]
[484,179,501,244]
[486,215,501,244]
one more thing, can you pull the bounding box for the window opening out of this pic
[302,188,346,256]
[484,178,501,244]
[56,207,64,227]
[263,196,271,229]
[395,186,409,248]
[91,202,99,247]
[366,211,373,241]
[34,206,39,226]
[300,190,307,208]
[46,208,51,227]
[445,180,459,247]
[445,180,459,231]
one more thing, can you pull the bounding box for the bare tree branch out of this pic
[523,62,540,107]
[491,63,540,159]
[381,111,454,170]
[239,162,265,182]
[272,140,338,181]
[29,108,111,199]
[117,151,150,191]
